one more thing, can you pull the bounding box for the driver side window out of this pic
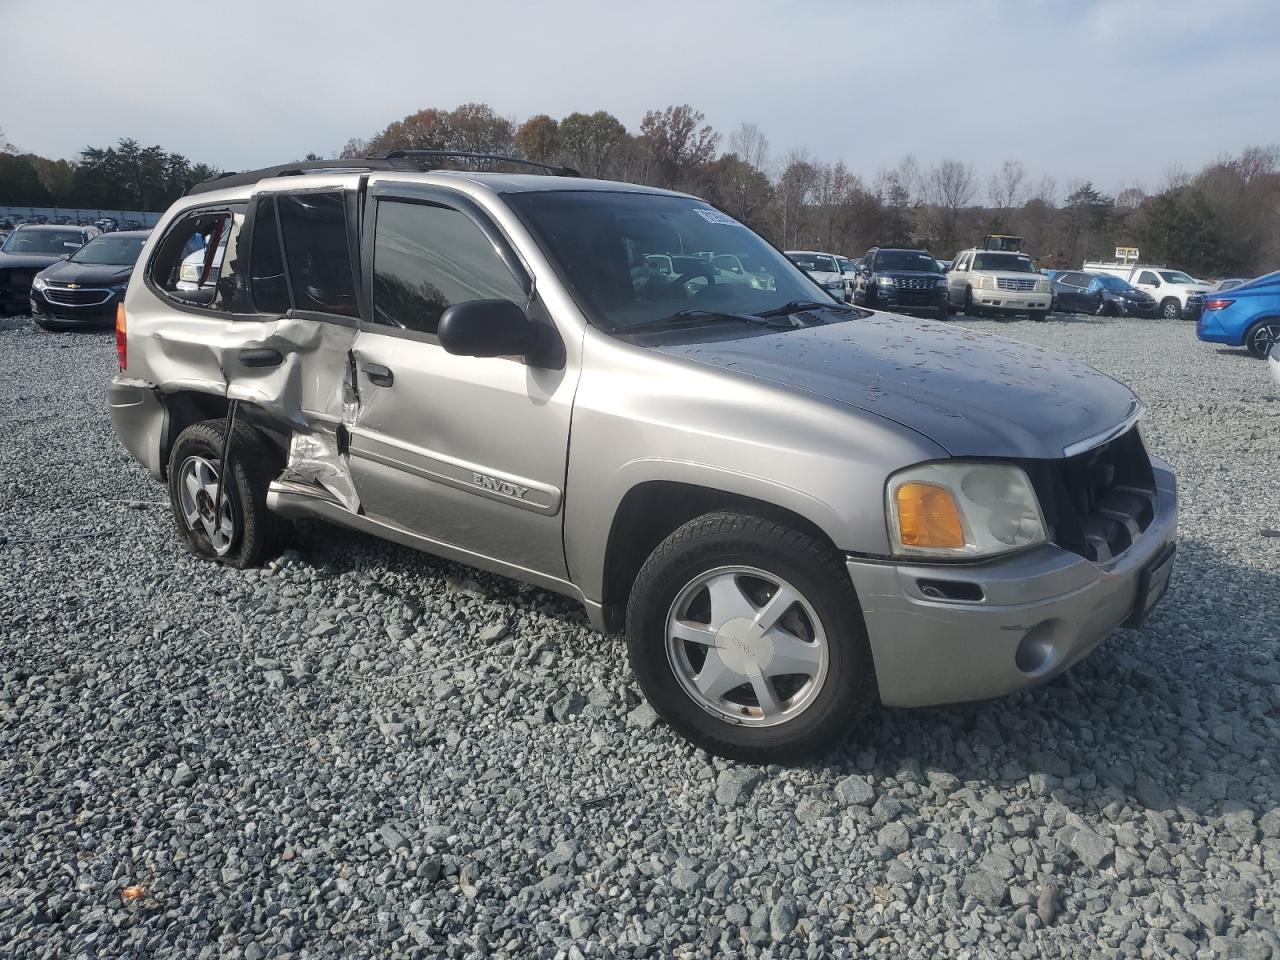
[371,199,526,336]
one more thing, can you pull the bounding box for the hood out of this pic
[878,269,943,281]
[654,313,1139,460]
[806,271,842,283]
[0,251,66,272]
[37,259,133,286]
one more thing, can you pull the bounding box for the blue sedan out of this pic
[1196,271,1280,358]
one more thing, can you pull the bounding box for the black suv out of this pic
[851,248,949,319]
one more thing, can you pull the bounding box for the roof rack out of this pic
[378,150,579,178]
[186,151,579,196]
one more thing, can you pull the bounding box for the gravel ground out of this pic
[1,311,1278,960]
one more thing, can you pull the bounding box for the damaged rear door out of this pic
[227,182,366,509]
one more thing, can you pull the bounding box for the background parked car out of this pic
[947,248,1052,320]
[1213,277,1250,292]
[30,230,150,330]
[1051,272,1157,316]
[784,250,847,301]
[1084,261,1209,320]
[852,247,949,319]
[837,256,859,299]
[1197,271,1280,358]
[0,224,99,313]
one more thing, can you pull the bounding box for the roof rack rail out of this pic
[186,151,579,196]
[377,150,580,178]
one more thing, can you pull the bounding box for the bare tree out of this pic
[727,122,769,172]
[775,148,817,249]
[922,159,977,247]
[987,159,1027,209]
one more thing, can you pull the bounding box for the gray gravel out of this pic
[1,311,1278,959]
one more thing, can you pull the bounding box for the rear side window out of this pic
[277,193,358,317]
[148,208,244,312]
[248,197,289,314]
[371,200,525,335]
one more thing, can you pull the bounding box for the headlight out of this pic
[179,261,203,282]
[886,462,1047,559]
[935,277,949,288]
[875,276,896,287]
[32,275,49,291]
[976,275,995,290]
[1035,279,1050,293]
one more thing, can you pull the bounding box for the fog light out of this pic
[1014,621,1059,675]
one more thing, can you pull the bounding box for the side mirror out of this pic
[437,299,538,361]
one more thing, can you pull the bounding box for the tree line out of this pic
[6,111,1278,276]
[0,130,219,213]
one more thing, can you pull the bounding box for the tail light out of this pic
[1203,298,1234,311]
[115,303,127,370]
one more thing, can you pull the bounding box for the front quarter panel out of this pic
[565,327,947,603]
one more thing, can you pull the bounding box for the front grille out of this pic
[1025,426,1156,563]
[44,287,112,306]
[996,277,1037,291]
[896,277,937,291]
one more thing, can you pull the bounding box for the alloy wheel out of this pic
[1248,322,1280,358]
[664,566,829,727]
[176,455,237,556]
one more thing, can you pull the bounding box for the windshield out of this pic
[874,250,938,272]
[837,257,856,272]
[971,252,1036,273]
[1,229,84,256]
[69,234,148,266]
[1094,274,1137,293]
[509,191,839,332]
[1159,271,1195,284]
[787,252,838,274]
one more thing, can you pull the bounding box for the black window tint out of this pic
[277,193,358,318]
[372,200,525,335]
[1138,271,1158,285]
[249,198,290,314]
[148,208,244,312]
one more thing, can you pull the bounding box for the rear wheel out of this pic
[167,419,286,568]
[1160,298,1182,320]
[1245,319,1280,359]
[626,512,876,762]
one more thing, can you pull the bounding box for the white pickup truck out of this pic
[1082,262,1210,320]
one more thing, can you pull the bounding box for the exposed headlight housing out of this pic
[32,275,49,291]
[886,462,1047,559]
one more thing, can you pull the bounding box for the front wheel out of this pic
[625,512,876,762]
[1160,298,1182,320]
[167,419,287,568]
[1030,309,1050,322]
[964,287,981,317]
[1245,319,1280,359]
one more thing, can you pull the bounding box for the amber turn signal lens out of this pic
[896,481,965,549]
[115,303,127,370]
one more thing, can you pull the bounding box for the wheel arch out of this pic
[597,479,844,633]
[1244,315,1280,356]
[159,390,288,478]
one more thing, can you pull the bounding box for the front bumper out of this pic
[846,459,1177,707]
[1181,300,1203,321]
[875,287,949,313]
[973,290,1051,312]
[30,287,122,325]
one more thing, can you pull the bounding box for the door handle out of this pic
[365,363,394,387]
[239,348,283,368]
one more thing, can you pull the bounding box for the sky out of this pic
[4,0,1279,199]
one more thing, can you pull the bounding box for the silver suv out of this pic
[108,154,1178,761]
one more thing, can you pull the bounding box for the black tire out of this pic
[1030,309,1050,322]
[625,511,876,762]
[1160,298,1181,320]
[166,418,287,568]
[1245,319,1280,359]
[934,306,949,322]
[964,287,981,317]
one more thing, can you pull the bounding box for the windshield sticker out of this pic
[694,209,739,226]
